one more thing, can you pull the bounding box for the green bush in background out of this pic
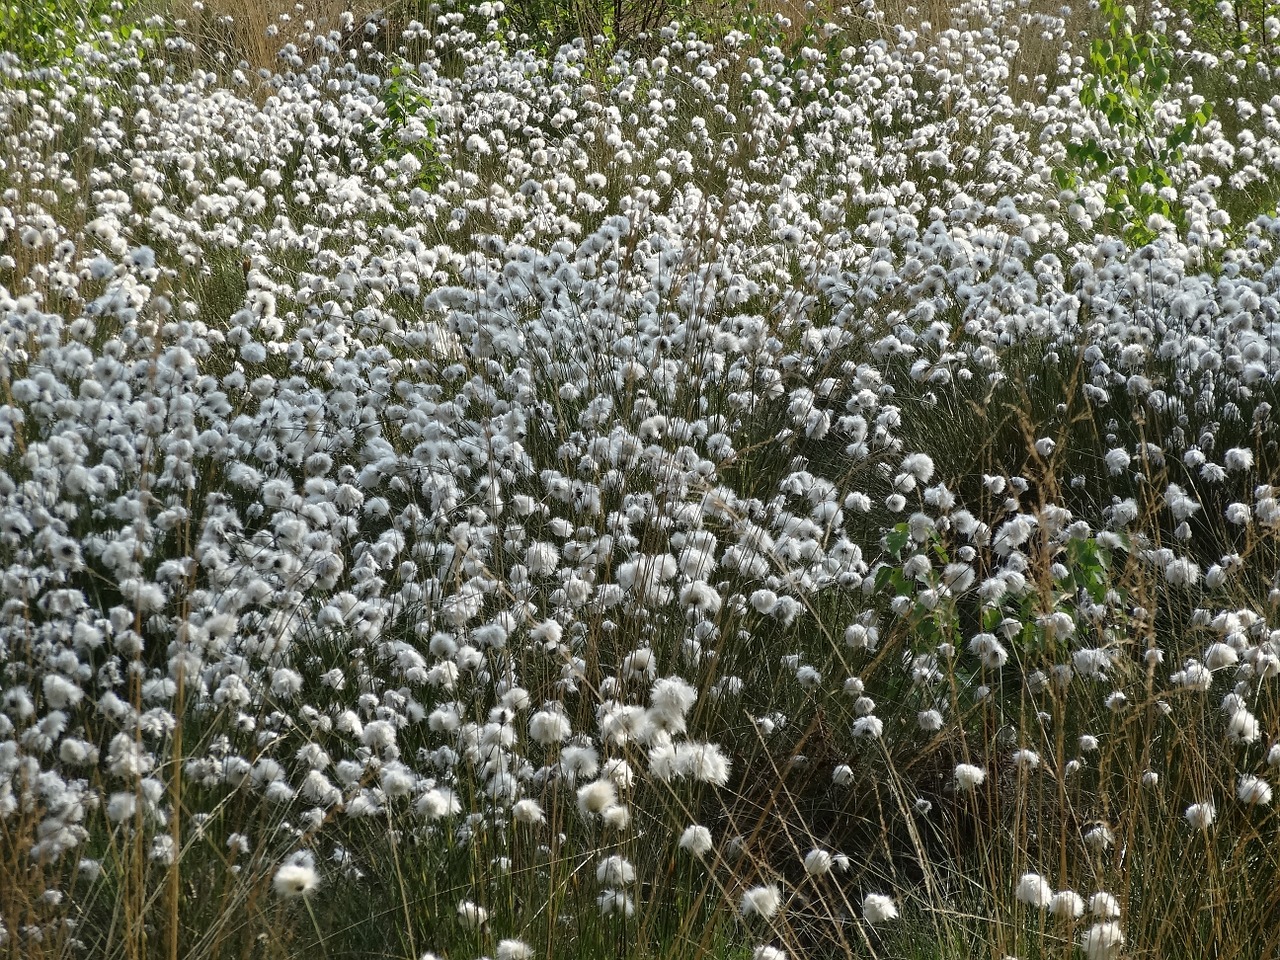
[1057,0,1213,246]
[0,0,136,68]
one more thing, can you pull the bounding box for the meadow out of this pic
[1,0,1279,957]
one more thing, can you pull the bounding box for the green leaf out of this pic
[884,524,910,557]
[874,564,896,592]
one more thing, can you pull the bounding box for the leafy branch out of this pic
[1057,0,1212,245]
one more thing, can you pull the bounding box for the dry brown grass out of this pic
[162,0,385,73]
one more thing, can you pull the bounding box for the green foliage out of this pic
[878,513,1133,703]
[1181,0,1280,65]
[0,0,98,68]
[1057,0,1213,246]
[0,0,153,70]
[367,58,445,191]
[497,0,607,50]
[724,1,848,68]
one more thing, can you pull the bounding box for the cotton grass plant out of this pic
[1,1,1280,958]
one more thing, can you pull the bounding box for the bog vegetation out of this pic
[1,0,1279,958]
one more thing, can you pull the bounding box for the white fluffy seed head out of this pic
[1089,892,1121,918]
[272,862,318,899]
[740,884,782,919]
[954,763,986,791]
[679,824,713,857]
[861,893,898,923]
[513,798,546,825]
[1185,801,1216,830]
[1015,872,1052,908]
[496,939,534,960]
[596,855,637,886]
[456,900,488,929]
[1238,774,1273,805]
[803,848,834,876]
[1079,921,1125,960]
[1049,890,1085,919]
[576,779,617,817]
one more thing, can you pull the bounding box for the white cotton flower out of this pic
[1083,823,1114,852]
[653,740,731,788]
[917,709,943,731]
[1049,890,1085,918]
[1090,892,1121,918]
[1011,749,1040,771]
[1016,873,1053,908]
[954,763,986,791]
[1104,448,1130,475]
[901,453,935,482]
[1185,801,1216,829]
[750,589,779,614]
[968,633,1008,670]
[529,711,570,747]
[599,702,650,745]
[416,788,461,820]
[597,855,637,886]
[621,647,658,680]
[1164,557,1199,587]
[601,758,635,790]
[679,824,714,857]
[795,665,822,689]
[740,885,782,919]
[577,779,617,816]
[380,763,416,798]
[597,889,635,917]
[852,716,883,739]
[650,676,697,728]
[457,900,489,929]
[680,580,722,617]
[1079,921,1124,960]
[1174,661,1213,690]
[844,624,879,651]
[41,674,83,710]
[1227,708,1260,743]
[513,799,546,825]
[1224,448,1254,472]
[273,861,319,898]
[560,742,599,783]
[601,804,632,830]
[803,848,834,876]
[862,893,898,923]
[530,619,564,648]
[496,939,534,960]
[1238,774,1273,805]
[361,720,396,750]
[106,792,137,824]
[1201,462,1227,483]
